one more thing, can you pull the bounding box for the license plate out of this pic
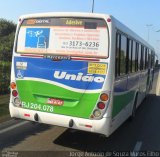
[47,98,64,106]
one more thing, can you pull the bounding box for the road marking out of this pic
[0,121,29,134]
[131,141,142,157]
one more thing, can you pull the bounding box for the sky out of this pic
[1,0,160,57]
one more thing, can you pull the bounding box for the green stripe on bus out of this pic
[112,91,135,118]
[16,80,100,119]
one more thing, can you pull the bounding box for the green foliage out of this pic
[0,18,16,36]
[0,18,16,55]
[0,18,16,94]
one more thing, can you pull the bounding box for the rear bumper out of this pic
[9,102,111,136]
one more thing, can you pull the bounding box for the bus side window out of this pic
[120,34,127,75]
[148,49,151,68]
[135,42,139,71]
[132,41,136,72]
[155,56,158,67]
[145,48,149,69]
[127,38,132,73]
[115,33,121,77]
[141,46,144,70]
[138,44,141,70]
[151,51,155,68]
[143,47,146,70]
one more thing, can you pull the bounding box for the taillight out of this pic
[19,18,23,24]
[90,91,110,119]
[14,97,21,107]
[97,102,105,109]
[100,93,109,101]
[12,90,18,97]
[10,82,16,89]
[107,18,112,22]
[93,109,101,117]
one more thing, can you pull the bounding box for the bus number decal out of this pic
[22,101,54,113]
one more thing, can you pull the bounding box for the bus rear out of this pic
[9,13,112,136]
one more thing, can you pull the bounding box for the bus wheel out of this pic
[129,94,138,121]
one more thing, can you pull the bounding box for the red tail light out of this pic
[107,18,112,22]
[12,90,18,97]
[97,102,105,109]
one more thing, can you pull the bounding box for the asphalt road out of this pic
[0,72,160,157]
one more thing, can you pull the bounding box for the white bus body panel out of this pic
[9,103,111,136]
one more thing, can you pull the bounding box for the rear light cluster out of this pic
[10,82,22,107]
[91,92,110,119]
[12,90,18,97]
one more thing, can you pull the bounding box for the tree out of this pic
[0,18,16,36]
[0,18,16,94]
[0,18,16,59]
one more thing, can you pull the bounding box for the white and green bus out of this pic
[10,12,156,137]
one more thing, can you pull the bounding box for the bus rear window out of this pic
[16,17,108,58]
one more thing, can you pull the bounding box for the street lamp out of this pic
[146,24,153,42]
[92,0,95,13]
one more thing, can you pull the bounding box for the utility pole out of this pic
[92,0,95,13]
[146,24,153,42]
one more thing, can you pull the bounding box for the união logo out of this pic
[53,71,104,83]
